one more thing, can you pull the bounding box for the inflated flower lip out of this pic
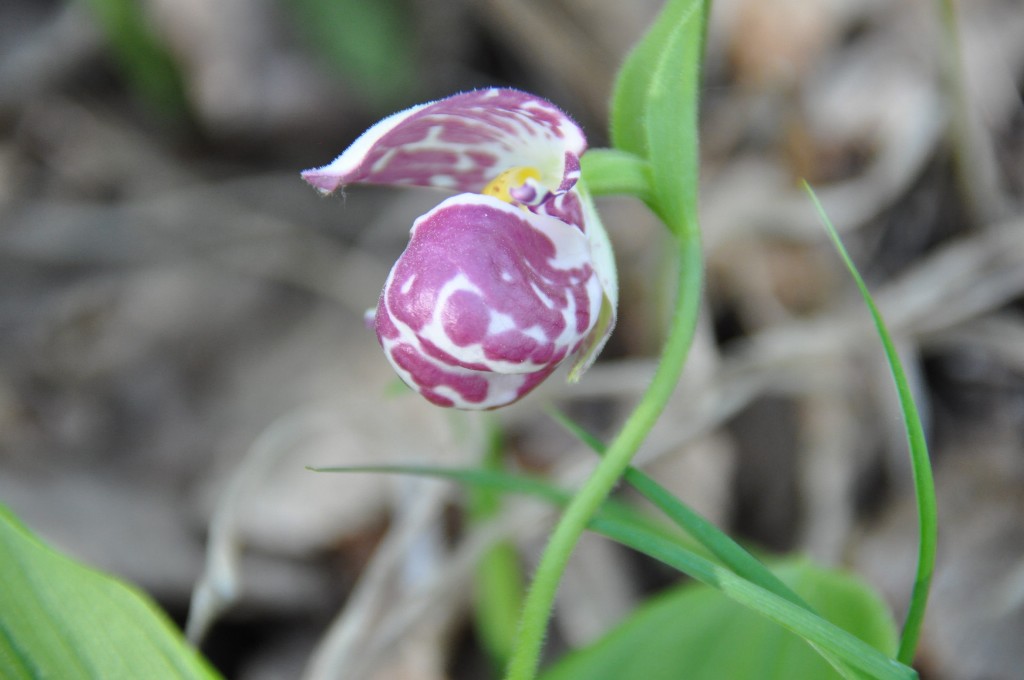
[302,88,617,409]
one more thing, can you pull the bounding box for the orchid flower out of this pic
[302,88,617,409]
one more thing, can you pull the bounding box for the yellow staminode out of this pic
[482,166,541,203]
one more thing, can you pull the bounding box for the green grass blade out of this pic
[309,464,688,549]
[313,464,568,502]
[540,559,898,680]
[547,408,870,679]
[592,517,917,680]
[546,407,807,608]
[803,182,937,666]
[313,461,896,678]
[545,407,607,454]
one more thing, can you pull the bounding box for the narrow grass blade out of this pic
[546,408,807,609]
[309,464,687,549]
[312,462,901,678]
[803,182,937,666]
[592,517,917,680]
[547,408,869,679]
[540,559,898,680]
[312,464,567,503]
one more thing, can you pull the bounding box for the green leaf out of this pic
[0,503,220,680]
[803,183,937,665]
[539,560,900,680]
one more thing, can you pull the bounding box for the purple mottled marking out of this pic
[385,201,592,356]
[418,336,490,372]
[390,343,489,404]
[467,151,499,169]
[375,302,400,340]
[483,331,556,364]
[513,365,557,401]
[573,285,593,333]
[443,290,489,346]
[557,152,582,192]
[373,193,604,408]
[421,390,455,407]
[302,89,586,195]
[537,191,585,234]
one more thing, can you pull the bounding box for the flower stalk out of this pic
[505,222,703,680]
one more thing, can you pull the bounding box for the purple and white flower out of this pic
[302,88,617,409]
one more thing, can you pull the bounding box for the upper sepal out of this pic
[301,88,587,196]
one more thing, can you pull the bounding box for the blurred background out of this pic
[1,0,1023,678]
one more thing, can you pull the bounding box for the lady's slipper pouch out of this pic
[302,89,617,409]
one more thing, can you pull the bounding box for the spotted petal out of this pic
[374,193,604,409]
[301,88,587,196]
